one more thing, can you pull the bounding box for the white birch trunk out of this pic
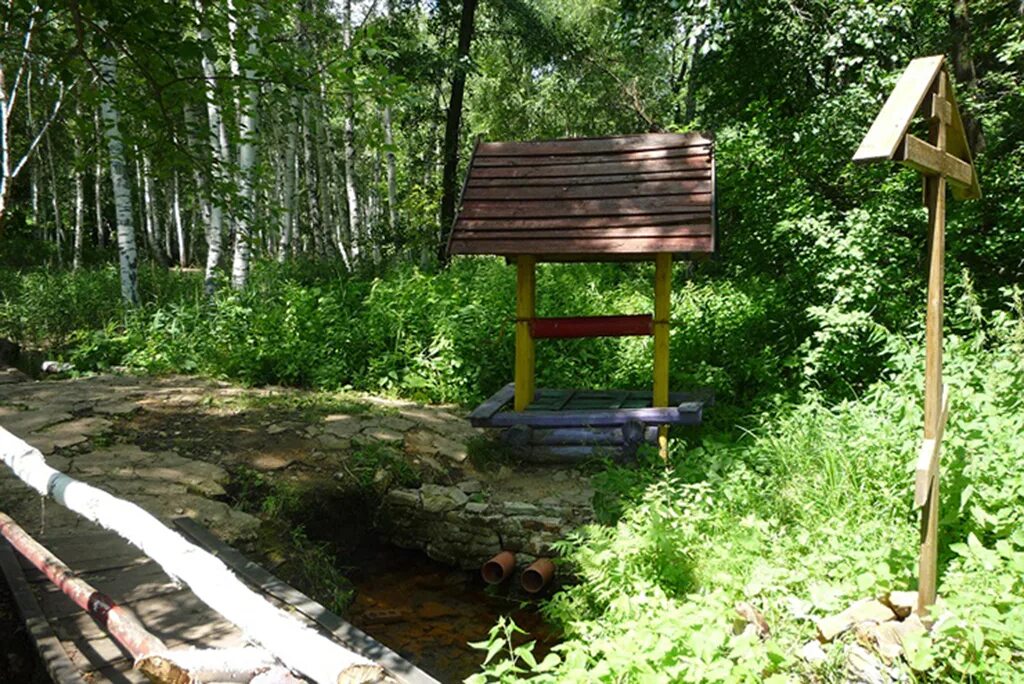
[197,3,228,294]
[383,105,397,237]
[73,154,84,269]
[227,0,257,290]
[277,101,297,263]
[0,427,382,684]
[93,109,105,248]
[97,49,140,306]
[341,0,362,264]
[43,129,63,265]
[142,152,164,264]
[172,169,186,267]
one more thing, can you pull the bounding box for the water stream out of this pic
[343,544,554,682]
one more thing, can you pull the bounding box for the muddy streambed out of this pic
[344,544,553,682]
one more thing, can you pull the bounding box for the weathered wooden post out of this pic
[853,55,980,616]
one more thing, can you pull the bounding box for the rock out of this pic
[858,614,927,664]
[502,501,540,516]
[249,454,295,472]
[323,414,363,438]
[380,416,415,432]
[845,643,890,684]
[551,470,570,482]
[817,599,896,642]
[734,602,771,639]
[405,429,438,457]
[464,502,490,514]
[362,425,405,444]
[384,489,421,508]
[316,433,351,451]
[92,400,140,416]
[266,423,288,435]
[456,479,483,494]
[883,590,918,619]
[432,434,468,463]
[799,639,828,664]
[420,484,468,513]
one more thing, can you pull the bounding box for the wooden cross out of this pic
[853,55,980,616]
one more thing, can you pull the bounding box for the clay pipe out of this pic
[520,558,555,594]
[481,551,516,585]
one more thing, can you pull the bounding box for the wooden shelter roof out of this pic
[447,132,716,261]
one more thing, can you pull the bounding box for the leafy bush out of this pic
[473,295,1024,682]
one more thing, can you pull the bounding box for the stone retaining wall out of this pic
[379,473,594,571]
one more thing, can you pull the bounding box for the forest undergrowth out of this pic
[1,261,1022,682]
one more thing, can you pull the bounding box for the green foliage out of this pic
[472,299,1024,682]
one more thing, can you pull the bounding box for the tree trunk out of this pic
[950,0,984,153]
[383,105,398,237]
[341,0,362,265]
[437,0,479,265]
[73,132,85,269]
[142,153,168,266]
[172,169,186,267]
[228,1,258,290]
[98,51,140,306]
[93,109,106,249]
[198,3,228,294]
[278,101,298,263]
[44,129,64,266]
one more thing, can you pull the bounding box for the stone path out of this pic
[0,369,595,610]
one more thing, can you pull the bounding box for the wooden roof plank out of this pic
[459,195,714,219]
[455,225,713,240]
[474,146,710,167]
[477,132,710,156]
[853,55,945,163]
[473,160,710,179]
[462,179,712,201]
[456,213,710,230]
[450,236,714,254]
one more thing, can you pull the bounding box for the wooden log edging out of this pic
[0,426,383,684]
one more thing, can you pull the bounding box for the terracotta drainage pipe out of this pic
[481,551,516,584]
[521,558,555,594]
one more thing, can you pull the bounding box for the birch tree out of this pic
[341,0,362,264]
[0,4,67,231]
[197,2,229,293]
[227,0,258,290]
[97,43,140,306]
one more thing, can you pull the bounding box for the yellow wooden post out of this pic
[653,253,672,460]
[918,70,948,617]
[514,255,536,411]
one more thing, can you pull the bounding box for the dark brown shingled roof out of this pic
[447,132,715,261]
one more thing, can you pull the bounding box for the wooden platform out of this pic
[469,384,710,428]
[469,384,711,461]
[0,516,440,684]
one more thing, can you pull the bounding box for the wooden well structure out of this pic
[448,132,716,460]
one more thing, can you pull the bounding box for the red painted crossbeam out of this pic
[530,315,653,339]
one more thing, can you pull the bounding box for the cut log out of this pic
[0,427,383,684]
